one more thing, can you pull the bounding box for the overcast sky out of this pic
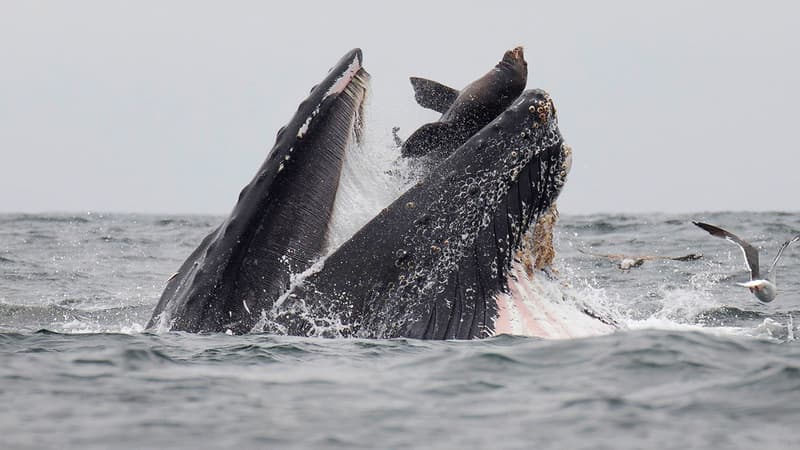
[1,1,797,215]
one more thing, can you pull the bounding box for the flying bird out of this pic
[576,248,702,270]
[693,221,800,303]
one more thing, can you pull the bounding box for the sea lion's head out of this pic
[500,46,527,79]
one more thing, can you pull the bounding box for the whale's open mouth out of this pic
[149,49,595,340]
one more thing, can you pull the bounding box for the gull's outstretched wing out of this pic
[766,233,800,279]
[693,221,760,280]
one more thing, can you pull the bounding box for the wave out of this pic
[0,302,150,334]
[2,214,92,224]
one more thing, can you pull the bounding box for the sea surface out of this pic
[2,211,799,449]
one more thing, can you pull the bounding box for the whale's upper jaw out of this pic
[401,90,568,339]
[418,90,567,339]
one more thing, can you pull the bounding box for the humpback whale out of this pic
[268,90,572,339]
[147,48,607,340]
[147,49,370,333]
[400,47,527,162]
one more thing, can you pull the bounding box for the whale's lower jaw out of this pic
[146,50,371,334]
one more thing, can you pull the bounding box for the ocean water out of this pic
[2,212,799,449]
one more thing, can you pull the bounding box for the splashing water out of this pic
[324,98,414,253]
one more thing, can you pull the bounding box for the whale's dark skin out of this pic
[146,49,370,333]
[269,90,569,339]
[400,47,527,162]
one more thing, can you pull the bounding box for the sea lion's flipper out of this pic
[410,77,459,114]
[400,122,460,158]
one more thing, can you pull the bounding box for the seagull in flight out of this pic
[693,221,800,303]
[576,247,702,270]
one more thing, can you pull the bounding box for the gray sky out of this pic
[1,1,798,215]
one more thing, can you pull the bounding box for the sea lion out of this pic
[400,46,528,162]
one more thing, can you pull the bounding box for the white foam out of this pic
[556,257,798,342]
[58,319,145,335]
